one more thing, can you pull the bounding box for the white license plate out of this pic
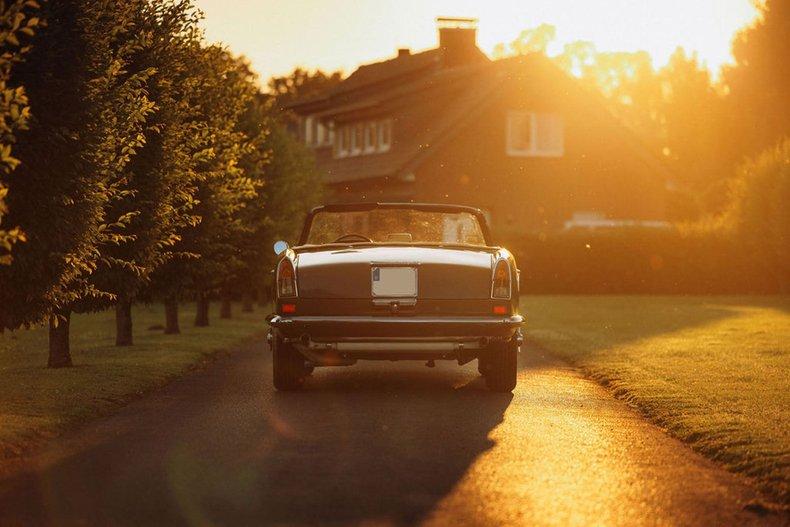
[371,266,417,297]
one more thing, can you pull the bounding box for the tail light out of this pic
[277,258,297,298]
[491,258,511,299]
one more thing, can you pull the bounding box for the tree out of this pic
[268,67,342,112]
[658,48,727,193]
[0,0,154,366]
[267,67,342,133]
[218,90,271,317]
[492,24,556,58]
[722,0,790,162]
[150,45,258,329]
[723,137,789,292]
[226,100,323,310]
[495,25,737,214]
[0,0,39,265]
[90,0,203,345]
[255,118,323,298]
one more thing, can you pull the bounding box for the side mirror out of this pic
[273,240,289,255]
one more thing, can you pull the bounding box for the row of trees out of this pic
[494,0,788,220]
[0,0,322,367]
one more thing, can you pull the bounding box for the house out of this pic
[289,18,669,236]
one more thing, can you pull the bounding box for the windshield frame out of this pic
[297,203,492,247]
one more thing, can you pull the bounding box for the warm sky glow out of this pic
[194,0,759,83]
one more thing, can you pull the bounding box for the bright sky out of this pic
[194,0,760,83]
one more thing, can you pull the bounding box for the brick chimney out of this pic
[437,17,479,68]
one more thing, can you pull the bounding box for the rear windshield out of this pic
[305,209,487,246]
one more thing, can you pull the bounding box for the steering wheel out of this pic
[333,233,373,243]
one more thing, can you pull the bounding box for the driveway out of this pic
[0,340,783,526]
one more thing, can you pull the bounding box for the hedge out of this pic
[504,228,784,294]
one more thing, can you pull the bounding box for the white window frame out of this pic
[325,121,335,147]
[334,125,350,158]
[364,121,378,153]
[378,118,392,152]
[351,123,364,156]
[303,116,314,146]
[506,111,564,157]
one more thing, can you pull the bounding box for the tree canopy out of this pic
[0,0,324,365]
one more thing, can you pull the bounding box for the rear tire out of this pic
[272,331,306,391]
[485,340,518,392]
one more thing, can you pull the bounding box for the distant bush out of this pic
[505,139,788,295]
[722,137,789,293]
[505,227,781,294]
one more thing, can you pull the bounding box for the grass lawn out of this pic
[0,303,267,460]
[522,295,790,505]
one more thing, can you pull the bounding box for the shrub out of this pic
[724,138,789,293]
[505,227,780,295]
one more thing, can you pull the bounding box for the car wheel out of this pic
[485,339,518,392]
[272,331,306,391]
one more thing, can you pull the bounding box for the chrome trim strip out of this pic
[269,315,523,326]
[371,298,418,306]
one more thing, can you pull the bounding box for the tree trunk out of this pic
[115,297,133,346]
[195,292,210,327]
[48,311,72,368]
[219,292,232,319]
[241,290,254,313]
[164,297,180,335]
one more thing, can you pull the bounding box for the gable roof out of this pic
[293,51,672,186]
[334,49,443,96]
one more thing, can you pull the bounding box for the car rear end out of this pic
[268,245,522,364]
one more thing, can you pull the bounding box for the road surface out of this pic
[0,339,784,526]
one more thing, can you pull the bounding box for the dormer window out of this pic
[332,119,393,158]
[326,121,335,146]
[506,111,563,157]
[303,116,315,146]
[304,116,333,148]
[334,125,350,157]
[364,122,377,153]
[351,123,364,155]
[378,118,392,152]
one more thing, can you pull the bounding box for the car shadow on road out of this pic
[0,350,524,526]
[243,363,514,526]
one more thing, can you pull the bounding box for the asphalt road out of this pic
[0,339,784,526]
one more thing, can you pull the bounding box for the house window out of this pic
[364,121,377,153]
[303,116,314,145]
[351,123,364,155]
[506,111,563,157]
[334,125,350,158]
[378,118,392,152]
[325,121,335,146]
[333,126,342,157]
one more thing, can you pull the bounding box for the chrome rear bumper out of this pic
[266,314,523,340]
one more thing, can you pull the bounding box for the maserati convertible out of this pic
[266,202,523,392]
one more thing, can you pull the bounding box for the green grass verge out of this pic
[0,303,267,459]
[522,295,790,505]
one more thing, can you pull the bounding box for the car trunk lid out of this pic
[295,246,494,300]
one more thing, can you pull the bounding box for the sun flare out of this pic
[194,0,759,79]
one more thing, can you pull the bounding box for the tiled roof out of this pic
[332,49,443,95]
[297,51,672,186]
[312,60,503,184]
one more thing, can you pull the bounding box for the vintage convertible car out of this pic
[266,202,523,392]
